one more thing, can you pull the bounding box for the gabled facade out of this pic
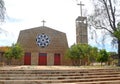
[17,26,69,65]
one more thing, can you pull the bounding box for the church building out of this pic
[17,25,69,65]
[0,1,88,66]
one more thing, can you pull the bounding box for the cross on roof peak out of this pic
[41,20,46,27]
[77,1,84,17]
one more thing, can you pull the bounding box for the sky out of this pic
[0,0,117,52]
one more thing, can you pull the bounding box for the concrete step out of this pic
[0,80,120,84]
[0,69,120,83]
[0,75,120,80]
[0,73,120,77]
[0,74,120,79]
[0,70,120,75]
[76,80,120,84]
[0,72,120,77]
[0,69,120,74]
[0,77,120,83]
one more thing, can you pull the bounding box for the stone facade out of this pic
[17,26,69,65]
[76,16,88,44]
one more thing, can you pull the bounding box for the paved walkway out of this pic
[0,65,119,70]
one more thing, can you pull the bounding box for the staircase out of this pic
[0,67,120,84]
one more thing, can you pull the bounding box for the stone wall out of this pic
[76,16,88,44]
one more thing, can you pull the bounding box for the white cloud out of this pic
[0,30,15,46]
[2,0,81,46]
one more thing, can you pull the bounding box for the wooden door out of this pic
[38,53,47,65]
[24,52,31,65]
[54,53,61,65]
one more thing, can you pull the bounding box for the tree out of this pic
[77,44,92,65]
[65,44,99,66]
[97,49,109,66]
[79,44,99,65]
[89,47,99,64]
[0,0,5,22]
[107,52,117,65]
[0,0,6,37]
[0,46,9,52]
[66,44,82,66]
[4,48,12,65]
[113,22,120,40]
[4,43,24,65]
[88,0,120,66]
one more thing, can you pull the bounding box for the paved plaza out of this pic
[0,65,119,70]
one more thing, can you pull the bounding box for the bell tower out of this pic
[76,1,88,44]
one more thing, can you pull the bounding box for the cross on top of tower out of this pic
[41,20,46,27]
[77,1,84,17]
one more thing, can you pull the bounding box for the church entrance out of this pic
[38,53,47,65]
[24,52,31,65]
[54,53,61,65]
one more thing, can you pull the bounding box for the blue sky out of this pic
[0,0,117,52]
